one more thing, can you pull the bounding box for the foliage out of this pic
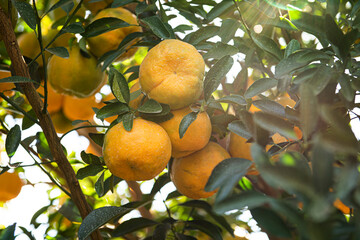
[0,0,359,239]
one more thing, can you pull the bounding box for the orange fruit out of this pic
[83,0,113,14]
[86,7,141,59]
[37,83,64,114]
[0,171,23,202]
[102,118,172,181]
[276,94,296,108]
[228,132,252,160]
[139,39,205,110]
[47,45,106,98]
[17,32,51,67]
[50,111,74,134]
[159,107,211,158]
[333,198,351,214]
[171,141,230,199]
[0,70,15,98]
[63,94,101,121]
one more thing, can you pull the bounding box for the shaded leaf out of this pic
[111,0,135,8]
[109,67,130,104]
[112,218,158,237]
[5,125,21,158]
[0,223,16,240]
[0,76,37,84]
[216,95,247,105]
[88,133,105,147]
[252,99,285,118]
[228,120,252,139]
[76,165,104,180]
[137,99,162,113]
[206,0,233,22]
[98,175,122,198]
[244,78,277,99]
[12,0,37,29]
[203,42,238,59]
[83,17,130,38]
[254,112,296,139]
[300,84,318,141]
[250,32,282,61]
[63,22,85,34]
[46,47,69,58]
[179,111,198,139]
[96,102,129,121]
[94,171,105,197]
[219,18,241,43]
[284,39,300,58]
[22,109,37,130]
[311,144,334,195]
[35,132,52,160]
[152,223,171,240]
[183,26,220,45]
[185,220,222,240]
[80,151,102,165]
[122,112,134,132]
[141,15,174,39]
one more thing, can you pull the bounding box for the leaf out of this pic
[12,0,37,30]
[94,171,105,197]
[185,220,223,240]
[6,125,21,158]
[244,78,278,99]
[80,151,102,165]
[206,0,233,22]
[219,18,241,43]
[46,47,69,58]
[76,165,104,180]
[96,102,129,121]
[152,223,171,240]
[203,42,238,59]
[204,55,233,101]
[63,22,85,34]
[58,198,82,223]
[141,16,174,39]
[22,109,37,130]
[252,100,286,118]
[88,133,105,147]
[83,17,130,38]
[111,0,135,8]
[112,218,158,237]
[183,26,220,45]
[0,76,37,84]
[216,95,246,106]
[44,0,72,15]
[214,191,271,214]
[0,223,16,240]
[137,99,162,113]
[284,39,300,58]
[109,67,130,104]
[122,112,134,132]
[179,111,198,139]
[98,175,122,198]
[205,158,252,192]
[228,120,252,139]
[250,32,283,61]
[78,205,140,240]
[299,84,318,141]
[251,207,292,238]
[150,174,171,197]
[311,144,334,195]
[254,112,296,139]
[35,132,52,160]
[334,161,360,200]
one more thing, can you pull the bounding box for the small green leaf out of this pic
[254,112,296,139]
[83,17,130,38]
[203,42,238,59]
[22,109,37,130]
[94,171,105,196]
[284,39,300,58]
[179,111,198,139]
[250,32,283,61]
[109,68,130,104]
[137,99,162,113]
[12,0,37,30]
[98,175,122,197]
[141,16,174,39]
[185,220,223,240]
[112,218,158,237]
[44,0,72,16]
[80,151,102,165]
[300,84,318,141]
[0,76,37,84]
[6,125,21,158]
[122,112,134,132]
[216,95,247,106]
[244,78,278,99]
[96,102,129,121]
[35,132,52,160]
[0,223,16,240]
[46,47,69,58]
[206,0,233,22]
[252,100,285,118]
[63,22,85,34]
[88,133,105,147]
[150,174,170,197]
[183,26,220,45]
[204,55,233,101]
[76,165,104,180]
[219,18,241,43]
[228,120,252,139]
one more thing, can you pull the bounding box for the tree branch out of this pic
[0,7,103,240]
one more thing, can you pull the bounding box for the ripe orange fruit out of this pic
[0,70,15,98]
[86,7,141,59]
[0,171,23,202]
[228,132,252,160]
[159,107,211,158]
[17,32,51,67]
[103,118,172,181]
[37,83,64,114]
[51,111,74,134]
[63,94,101,121]
[139,39,205,110]
[47,45,106,98]
[171,141,230,199]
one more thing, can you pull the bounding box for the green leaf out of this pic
[44,0,72,15]
[251,207,292,238]
[244,78,278,99]
[12,0,37,30]
[219,18,241,43]
[216,94,246,106]
[339,73,355,102]
[88,133,105,147]
[228,120,252,139]
[35,132,52,160]
[254,112,296,139]
[63,22,85,34]
[250,32,283,61]
[137,99,162,113]
[141,16,174,39]
[203,42,238,59]
[206,0,233,22]
[326,0,340,18]
[22,109,37,130]
[111,0,135,8]
[58,198,82,223]
[173,24,193,33]
[179,111,198,139]
[6,125,21,158]
[80,151,102,165]
[109,67,130,104]
[153,222,171,240]
[150,174,170,197]
[300,84,318,141]
[294,65,333,95]
[334,161,359,200]
[185,220,223,240]
[0,76,37,84]
[94,171,105,197]
[205,158,252,192]
[252,100,285,118]
[311,144,334,195]
[214,191,271,214]
[76,165,104,180]
[183,26,220,45]
[96,102,129,121]
[122,112,134,132]
[98,175,122,198]
[112,218,158,237]
[46,47,69,58]
[78,206,139,240]
[204,55,233,101]
[0,223,16,240]
[284,39,300,58]
[83,17,130,38]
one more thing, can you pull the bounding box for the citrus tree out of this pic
[0,0,359,239]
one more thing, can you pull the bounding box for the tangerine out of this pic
[0,171,23,202]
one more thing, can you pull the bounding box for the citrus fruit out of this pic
[276,94,296,108]
[17,32,51,67]
[83,0,113,14]
[334,198,351,214]
[103,118,172,181]
[139,39,205,110]
[86,7,141,60]
[0,171,23,202]
[47,45,106,98]
[171,141,230,199]
[0,70,15,98]
[37,83,64,114]
[51,111,74,134]
[159,107,211,158]
[63,94,101,121]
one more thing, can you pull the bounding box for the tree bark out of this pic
[0,7,103,240]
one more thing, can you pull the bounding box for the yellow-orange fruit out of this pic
[271,126,303,144]
[51,111,73,134]
[139,39,205,110]
[276,94,296,108]
[159,108,211,158]
[103,118,172,181]
[47,45,106,98]
[171,141,230,199]
[83,0,113,14]
[334,198,351,214]
[0,171,23,202]
[17,32,51,67]
[37,84,64,114]
[0,70,15,98]
[63,94,101,121]
[87,7,141,59]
